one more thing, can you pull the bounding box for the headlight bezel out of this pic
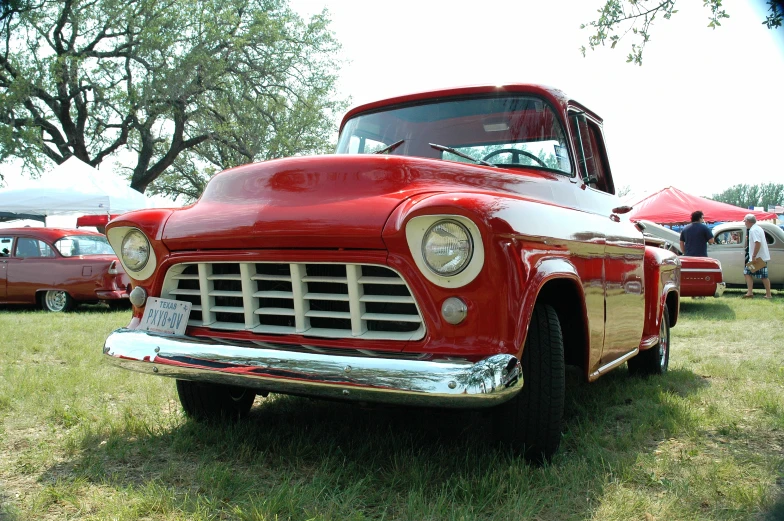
[120,229,151,272]
[106,226,158,281]
[421,219,474,277]
[405,214,485,288]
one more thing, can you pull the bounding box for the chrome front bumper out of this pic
[715,282,726,298]
[103,329,523,408]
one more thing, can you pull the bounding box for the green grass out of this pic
[1,291,783,520]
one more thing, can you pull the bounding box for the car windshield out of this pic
[336,95,572,175]
[54,235,114,257]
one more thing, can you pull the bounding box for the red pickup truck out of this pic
[103,84,687,461]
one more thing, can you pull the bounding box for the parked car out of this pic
[103,84,684,461]
[637,220,726,298]
[0,228,130,311]
[709,221,784,289]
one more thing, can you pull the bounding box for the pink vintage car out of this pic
[0,228,130,311]
[103,84,687,461]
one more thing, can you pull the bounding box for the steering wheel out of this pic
[481,148,547,167]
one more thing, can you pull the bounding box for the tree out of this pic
[582,0,784,65]
[711,183,784,210]
[0,0,346,194]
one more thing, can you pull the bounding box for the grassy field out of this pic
[1,290,783,521]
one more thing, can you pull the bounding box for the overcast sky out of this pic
[2,0,782,205]
[289,0,784,200]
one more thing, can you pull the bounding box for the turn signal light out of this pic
[129,286,147,308]
[441,297,468,325]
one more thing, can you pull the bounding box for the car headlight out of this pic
[422,220,473,276]
[120,229,150,272]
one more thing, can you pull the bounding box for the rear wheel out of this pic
[494,303,565,463]
[41,290,74,312]
[628,304,670,376]
[176,380,256,422]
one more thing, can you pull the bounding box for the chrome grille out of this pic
[161,262,425,341]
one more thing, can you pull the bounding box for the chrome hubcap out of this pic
[45,291,67,311]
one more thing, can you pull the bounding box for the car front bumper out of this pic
[714,282,726,298]
[103,329,523,408]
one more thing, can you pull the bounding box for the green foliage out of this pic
[764,0,784,29]
[710,183,784,210]
[0,0,347,195]
[581,0,781,65]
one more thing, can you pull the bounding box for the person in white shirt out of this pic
[742,214,772,299]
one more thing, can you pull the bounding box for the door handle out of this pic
[612,205,633,214]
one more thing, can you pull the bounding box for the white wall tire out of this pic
[42,290,74,312]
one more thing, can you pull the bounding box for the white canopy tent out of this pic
[0,157,149,223]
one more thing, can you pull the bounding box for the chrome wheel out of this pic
[43,290,72,312]
[628,303,670,376]
[658,311,669,370]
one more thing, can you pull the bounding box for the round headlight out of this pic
[422,220,473,276]
[120,229,150,272]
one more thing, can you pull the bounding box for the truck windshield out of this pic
[336,95,572,175]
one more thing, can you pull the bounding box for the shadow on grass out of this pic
[761,494,784,521]
[0,302,127,314]
[678,300,736,320]
[33,365,723,519]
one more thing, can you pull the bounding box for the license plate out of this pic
[138,297,191,335]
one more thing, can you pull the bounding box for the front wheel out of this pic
[493,303,565,463]
[628,304,670,376]
[41,290,74,312]
[176,380,256,422]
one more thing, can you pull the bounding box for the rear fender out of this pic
[642,246,680,347]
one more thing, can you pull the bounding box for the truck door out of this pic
[570,112,645,369]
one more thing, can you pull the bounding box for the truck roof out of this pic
[339,83,601,133]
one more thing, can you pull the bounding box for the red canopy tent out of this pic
[626,186,777,225]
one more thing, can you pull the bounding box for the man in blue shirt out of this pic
[679,210,715,257]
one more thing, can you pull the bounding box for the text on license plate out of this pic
[139,297,192,335]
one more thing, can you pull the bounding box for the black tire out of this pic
[494,303,565,463]
[41,290,74,312]
[628,304,670,376]
[176,380,256,422]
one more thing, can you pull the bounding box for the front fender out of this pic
[515,257,588,357]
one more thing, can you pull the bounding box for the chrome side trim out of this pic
[590,348,639,379]
[714,282,726,298]
[103,329,522,408]
[681,268,722,273]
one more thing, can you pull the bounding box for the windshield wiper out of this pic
[429,143,495,167]
[374,139,405,155]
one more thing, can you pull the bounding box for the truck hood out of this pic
[162,154,550,251]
